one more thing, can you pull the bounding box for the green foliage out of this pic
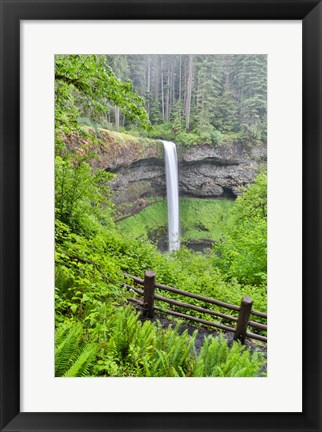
[55,155,115,236]
[233,172,267,221]
[92,306,195,377]
[55,54,151,152]
[157,247,266,317]
[55,54,150,128]
[55,164,266,331]
[118,198,234,247]
[235,55,267,143]
[55,218,126,326]
[193,335,265,377]
[55,321,96,377]
[56,54,267,149]
[118,199,167,240]
[56,199,266,346]
[195,55,223,127]
[140,123,222,147]
[179,198,234,242]
[112,54,266,146]
[213,172,267,285]
[54,148,267,375]
[54,305,264,377]
[145,122,177,141]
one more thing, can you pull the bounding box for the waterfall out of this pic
[162,140,180,252]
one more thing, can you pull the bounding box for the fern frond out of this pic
[64,344,96,377]
[55,322,83,376]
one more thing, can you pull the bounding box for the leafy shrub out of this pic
[126,122,223,147]
[143,122,174,141]
[210,130,222,145]
[213,172,267,285]
[175,130,199,146]
[55,156,115,236]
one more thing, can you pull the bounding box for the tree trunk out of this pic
[161,57,165,121]
[165,64,170,122]
[115,105,120,131]
[171,58,175,113]
[179,55,182,101]
[146,56,151,116]
[153,55,159,98]
[185,55,193,131]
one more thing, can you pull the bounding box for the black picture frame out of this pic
[1,1,321,431]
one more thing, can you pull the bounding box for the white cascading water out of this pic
[162,140,180,252]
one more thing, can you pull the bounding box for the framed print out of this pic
[0,0,321,431]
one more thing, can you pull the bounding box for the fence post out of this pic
[143,270,156,318]
[234,296,253,344]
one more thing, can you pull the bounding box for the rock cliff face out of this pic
[178,143,266,199]
[109,139,266,216]
[64,129,266,217]
[109,155,166,216]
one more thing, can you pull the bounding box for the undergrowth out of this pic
[118,198,234,244]
[55,306,266,377]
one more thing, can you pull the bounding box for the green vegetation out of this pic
[56,307,264,377]
[55,54,151,154]
[55,168,267,376]
[118,199,167,240]
[118,198,234,244]
[55,54,267,378]
[55,322,96,377]
[55,156,115,236]
[55,205,267,376]
[180,198,234,242]
[213,173,267,285]
[77,54,266,147]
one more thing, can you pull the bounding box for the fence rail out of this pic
[123,271,267,344]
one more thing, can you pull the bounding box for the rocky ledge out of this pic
[64,129,266,216]
[109,140,266,216]
[178,143,266,199]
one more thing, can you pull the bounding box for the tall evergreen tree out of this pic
[185,55,194,131]
[77,54,267,144]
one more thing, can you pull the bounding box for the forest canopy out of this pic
[81,54,267,146]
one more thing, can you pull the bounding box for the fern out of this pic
[64,344,96,377]
[55,322,84,376]
[56,307,265,378]
[55,321,97,377]
[193,335,265,377]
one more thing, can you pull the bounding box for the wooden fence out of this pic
[123,271,267,344]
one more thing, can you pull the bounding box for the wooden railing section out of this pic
[123,271,267,344]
